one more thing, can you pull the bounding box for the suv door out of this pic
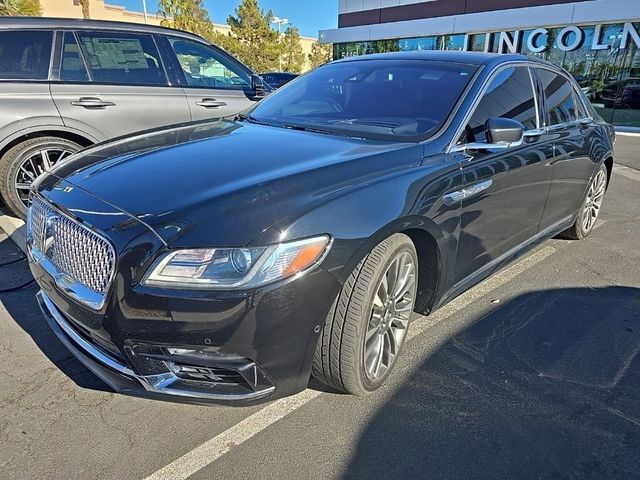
[164,37,257,121]
[50,30,191,141]
[536,68,596,230]
[451,65,554,284]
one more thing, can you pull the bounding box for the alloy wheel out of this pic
[13,146,77,208]
[582,169,606,233]
[364,251,416,381]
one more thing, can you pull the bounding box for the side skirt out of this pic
[432,215,574,311]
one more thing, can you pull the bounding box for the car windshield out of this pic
[248,59,478,141]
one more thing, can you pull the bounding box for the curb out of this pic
[0,211,27,255]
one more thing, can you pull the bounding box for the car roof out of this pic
[0,16,206,43]
[333,50,537,67]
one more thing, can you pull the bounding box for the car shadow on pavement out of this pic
[0,235,111,393]
[344,286,640,480]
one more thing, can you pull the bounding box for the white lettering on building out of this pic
[468,22,640,53]
[498,31,521,53]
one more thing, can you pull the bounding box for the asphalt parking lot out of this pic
[1,135,639,480]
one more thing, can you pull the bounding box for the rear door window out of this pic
[539,69,577,125]
[75,31,167,86]
[0,30,53,80]
[464,67,538,143]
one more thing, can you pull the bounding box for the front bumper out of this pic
[37,291,278,404]
[33,259,342,405]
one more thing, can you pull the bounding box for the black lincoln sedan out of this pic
[27,51,615,405]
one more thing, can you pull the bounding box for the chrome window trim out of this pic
[528,66,541,131]
[48,30,58,80]
[27,195,117,310]
[446,60,543,154]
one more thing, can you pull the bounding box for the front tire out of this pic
[560,164,608,240]
[0,137,82,219]
[312,233,418,395]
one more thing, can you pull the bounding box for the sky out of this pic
[112,0,337,38]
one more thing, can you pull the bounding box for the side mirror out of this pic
[251,74,268,99]
[451,117,525,153]
[485,117,525,145]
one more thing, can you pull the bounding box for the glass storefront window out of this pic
[468,34,487,52]
[441,34,466,51]
[399,36,438,51]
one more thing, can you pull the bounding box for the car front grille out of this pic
[28,195,116,297]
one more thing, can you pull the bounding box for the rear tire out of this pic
[0,137,82,219]
[312,233,418,395]
[559,164,607,240]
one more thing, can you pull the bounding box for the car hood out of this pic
[47,120,421,247]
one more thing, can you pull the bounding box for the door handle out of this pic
[196,98,227,108]
[443,179,493,206]
[70,97,116,108]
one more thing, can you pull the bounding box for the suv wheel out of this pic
[313,233,418,395]
[0,137,82,219]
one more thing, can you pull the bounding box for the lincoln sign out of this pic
[494,22,640,53]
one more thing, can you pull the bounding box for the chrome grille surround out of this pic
[27,195,116,310]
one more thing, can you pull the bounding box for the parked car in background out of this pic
[0,17,269,219]
[28,51,615,405]
[599,77,640,109]
[261,72,298,89]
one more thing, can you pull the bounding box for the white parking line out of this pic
[143,244,559,480]
[144,389,322,480]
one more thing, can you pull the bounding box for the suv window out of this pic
[60,32,89,82]
[464,67,538,143]
[75,31,166,86]
[169,38,250,89]
[539,69,577,125]
[0,30,53,80]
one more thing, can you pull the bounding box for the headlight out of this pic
[142,235,331,290]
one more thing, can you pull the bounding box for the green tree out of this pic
[308,41,333,69]
[225,0,281,72]
[0,0,41,16]
[281,26,305,73]
[158,0,212,38]
[207,29,242,57]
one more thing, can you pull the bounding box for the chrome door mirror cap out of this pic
[450,138,524,154]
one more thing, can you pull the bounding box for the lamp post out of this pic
[272,16,289,71]
[142,0,148,24]
[272,16,289,35]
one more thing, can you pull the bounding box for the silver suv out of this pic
[0,17,268,219]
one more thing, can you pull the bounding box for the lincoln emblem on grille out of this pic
[43,213,57,257]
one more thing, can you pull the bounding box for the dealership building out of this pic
[319,0,640,128]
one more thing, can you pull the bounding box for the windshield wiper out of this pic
[236,113,271,126]
[280,123,360,139]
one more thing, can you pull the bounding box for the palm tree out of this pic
[0,0,42,16]
[79,0,90,18]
